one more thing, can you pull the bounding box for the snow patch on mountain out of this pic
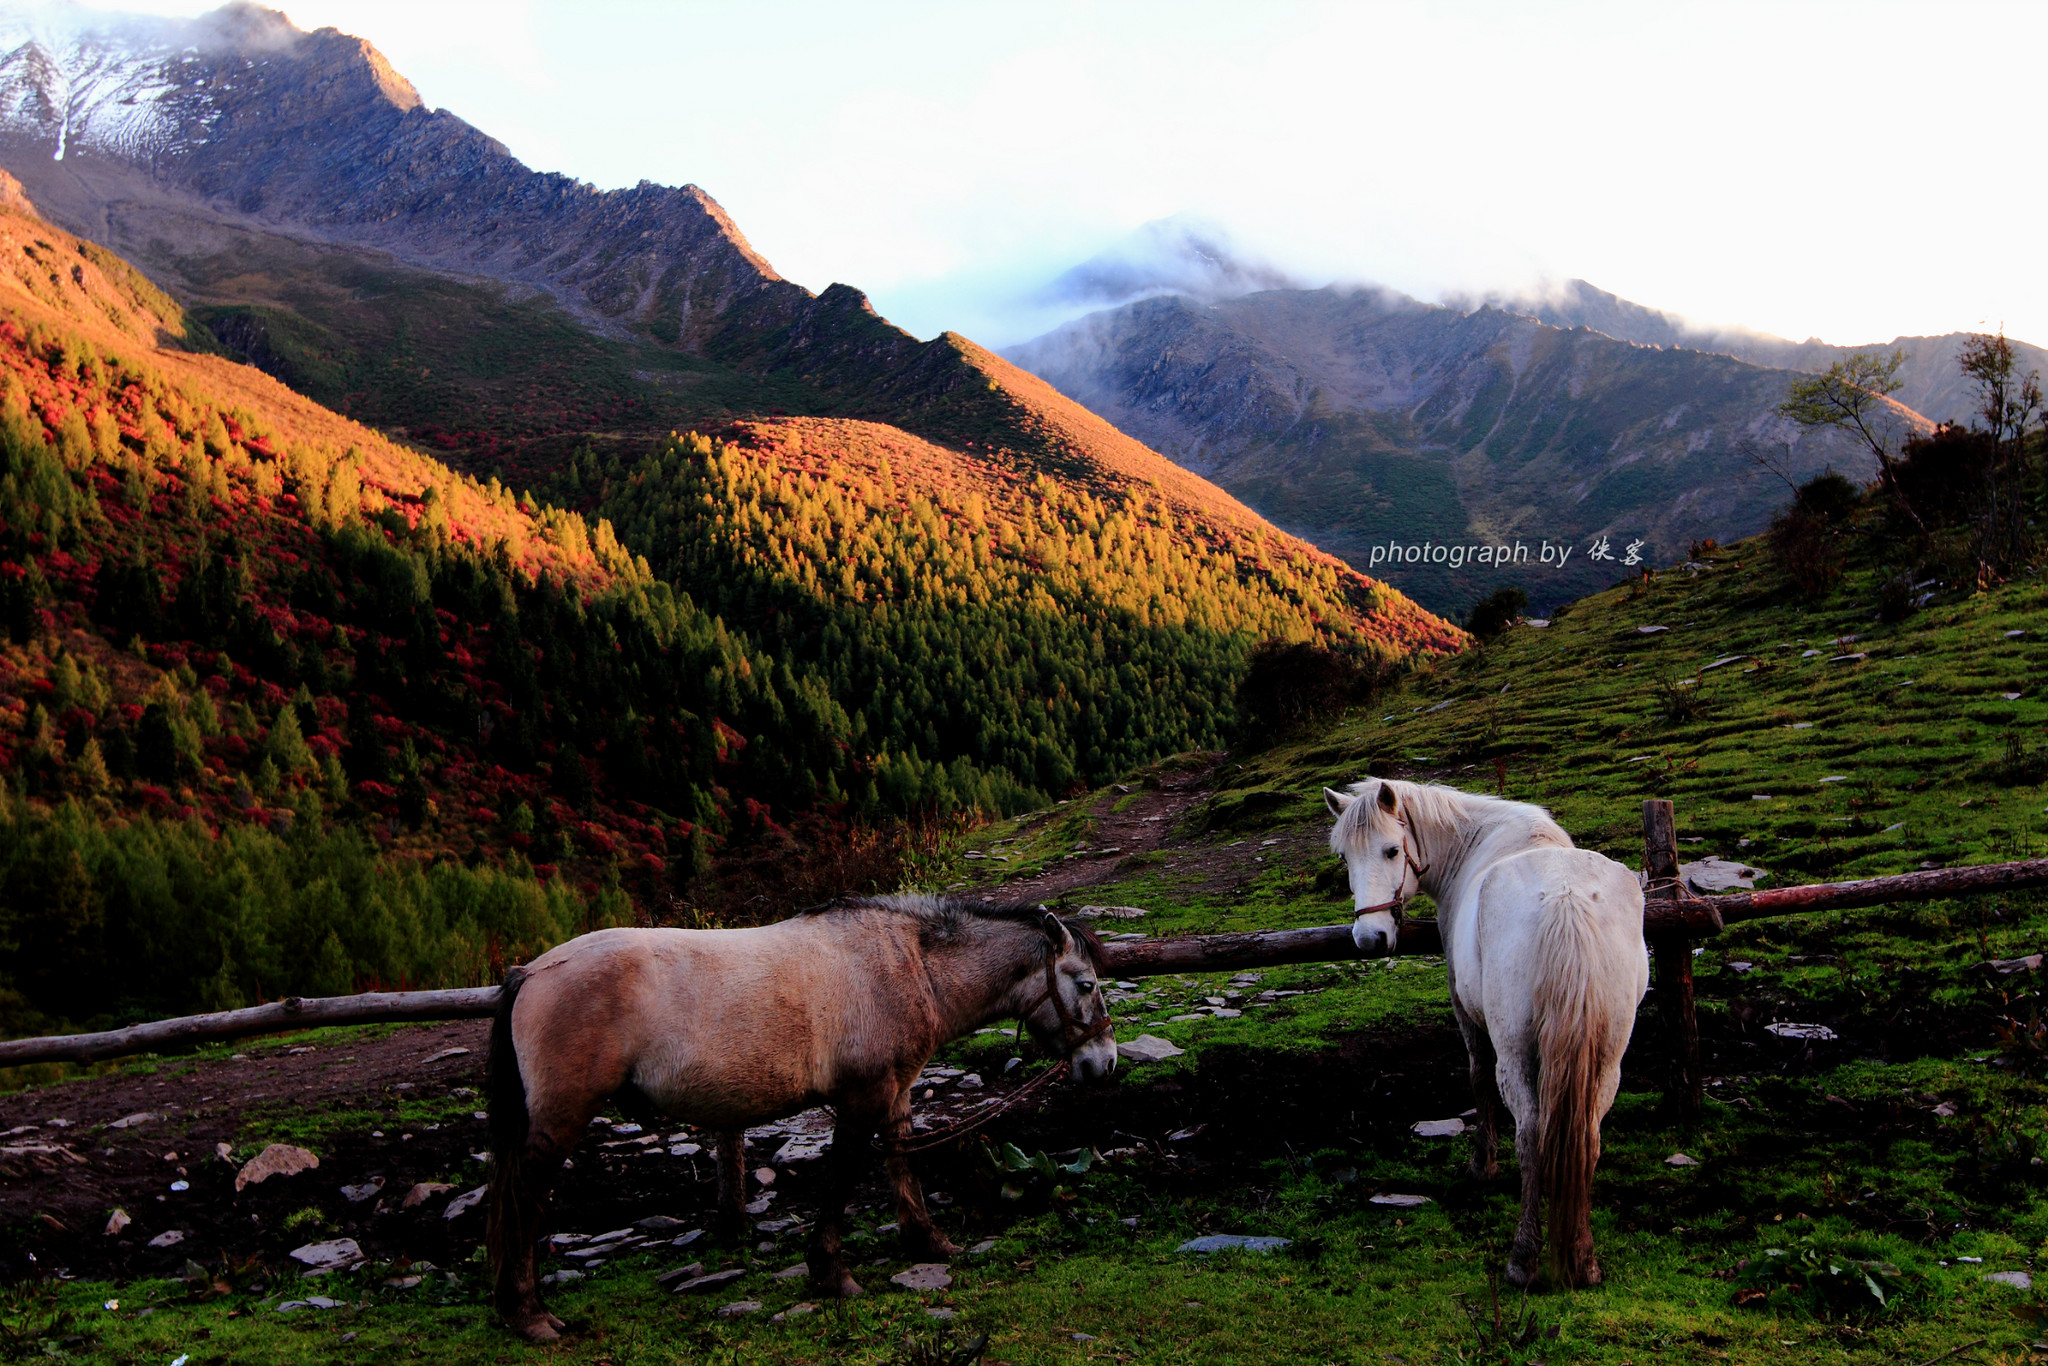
[0,10,189,161]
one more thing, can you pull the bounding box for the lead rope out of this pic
[886,1059,1073,1155]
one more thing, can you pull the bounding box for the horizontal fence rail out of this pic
[4,855,2047,1069]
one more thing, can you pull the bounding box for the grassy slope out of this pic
[30,539,2048,1362]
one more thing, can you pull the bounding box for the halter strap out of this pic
[1354,825,1430,920]
[1018,952,1115,1051]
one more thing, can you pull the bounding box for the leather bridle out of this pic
[1018,949,1115,1053]
[1353,823,1430,922]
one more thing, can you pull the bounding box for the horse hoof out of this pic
[904,1234,962,1259]
[511,1316,562,1342]
[546,1312,567,1332]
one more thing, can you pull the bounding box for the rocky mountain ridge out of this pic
[1006,284,1885,613]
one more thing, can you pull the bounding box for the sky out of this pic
[55,0,2048,347]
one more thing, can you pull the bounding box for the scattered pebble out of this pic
[1765,1022,1837,1041]
[147,1230,184,1248]
[1665,1153,1699,1167]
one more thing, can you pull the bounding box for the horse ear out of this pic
[1376,782,1399,815]
[1323,787,1356,816]
[1040,909,1070,950]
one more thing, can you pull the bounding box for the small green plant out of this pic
[281,1205,327,1234]
[1453,1266,1555,1364]
[1734,1237,1904,1319]
[890,1329,989,1366]
[973,1140,1091,1208]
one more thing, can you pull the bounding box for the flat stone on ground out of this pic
[287,1238,363,1271]
[1177,1234,1289,1253]
[890,1263,953,1291]
[1411,1118,1467,1138]
[671,1268,748,1295]
[1116,1034,1185,1064]
[235,1144,320,1192]
[1368,1193,1431,1208]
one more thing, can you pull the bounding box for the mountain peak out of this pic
[1037,215,1301,312]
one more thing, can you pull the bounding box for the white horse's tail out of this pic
[1532,885,1628,1287]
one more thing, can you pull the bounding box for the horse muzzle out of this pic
[1067,1032,1119,1082]
[1351,906,1401,958]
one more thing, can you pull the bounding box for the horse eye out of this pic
[1383,846,1399,859]
[1076,980,1096,994]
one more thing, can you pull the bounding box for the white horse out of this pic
[1324,778,1647,1288]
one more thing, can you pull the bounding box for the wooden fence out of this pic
[6,803,2047,1108]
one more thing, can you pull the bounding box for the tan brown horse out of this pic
[484,895,1118,1341]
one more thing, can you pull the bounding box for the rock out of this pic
[671,1268,748,1295]
[1166,1125,1207,1143]
[609,1123,643,1136]
[890,1263,953,1291]
[772,1262,809,1280]
[400,1182,454,1210]
[1933,1102,1958,1118]
[757,1217,804,1234]
[655,1262,706,1288]
[1075,905,1148,919]
[443,1186,487,1220]
[753,1166,776,1185]
[967,1239,998,1255]
[1368,1193,1432,1208]
[104,1209,130,1236]
[147,1230,185,1248]
[1681,858,1763,893]
[670,1230,706,1248]
[1071,1332,1098,1342]
[235,1144,320,1192]
[107,1112,159,1130]
[1177,1234,1289,1253]
[634,1215,690,1232]
[772,1303,818,1321]
[1411,1118,1467,1138]
[1765,1022,1837,1041]
[744,1196,774,1215]
[927,1307,958,1320]
[1665,1153,1699,1167]
[288,1238,363,1271]
[670,1142,704,1157]
[340,1177,386,1203]
[1635,625,1668,634]
[1986,1270,2034,1290]
[956,1074,984,1091]
[276,1296,344,1312]
[1989,955,2044,975]
[1727,961,1755,974]
[421,1047,471,1065]
[1116,1035,1185,1064]
[716,1300,763,1317]
[382,1274,424,1288]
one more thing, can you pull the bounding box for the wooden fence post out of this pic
[1642,798,1703,1121]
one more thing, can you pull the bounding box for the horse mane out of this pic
[800,892,1111,971]
[1329,779,1572,879]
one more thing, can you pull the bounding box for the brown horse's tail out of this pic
[1533,887,1621,1288]
[485,966,532,1286]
